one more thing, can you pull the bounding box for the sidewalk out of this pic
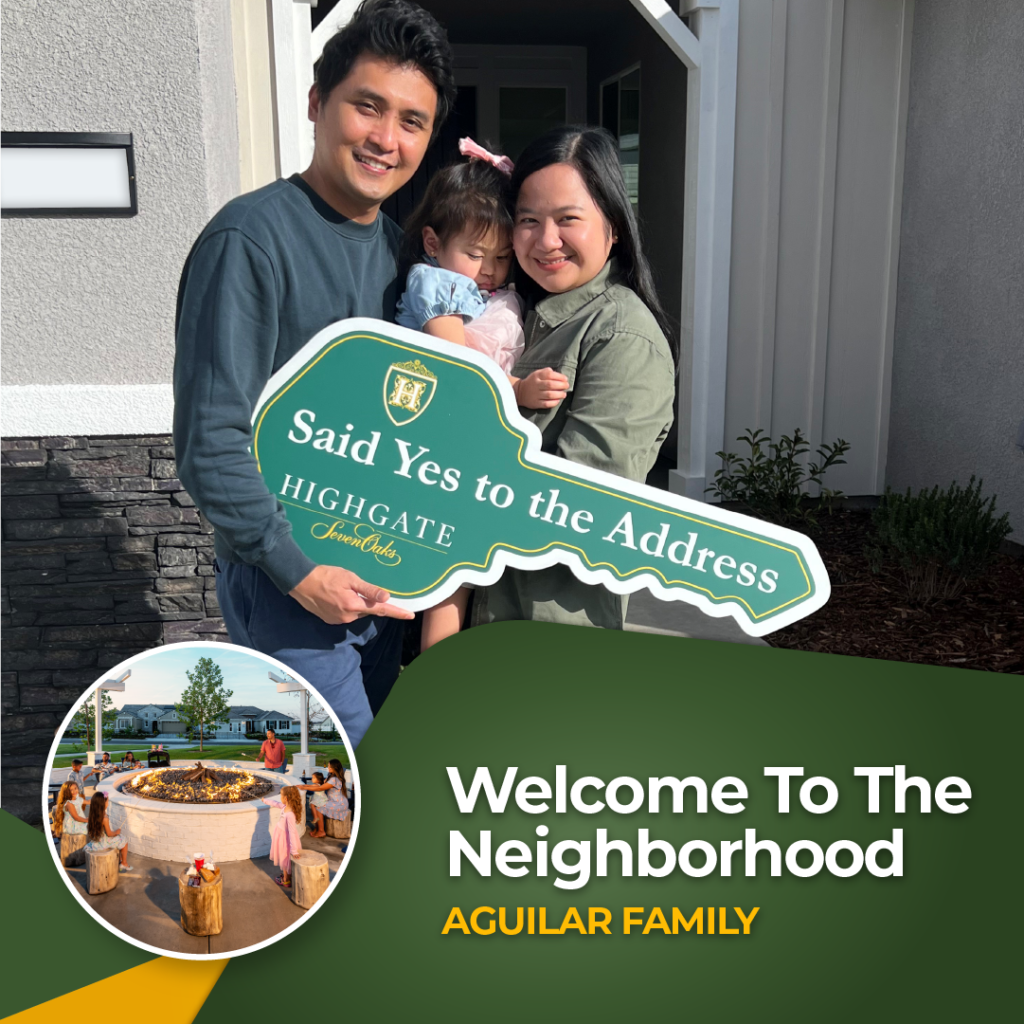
[60,831,346,954]
[625,590,768,645]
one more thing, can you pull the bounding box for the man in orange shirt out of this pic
[260,728,287,774]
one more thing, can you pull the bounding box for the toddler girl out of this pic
[84,791,131,871]
[297,771,329,838]
[263,786,303,887]
[396,139,569,649]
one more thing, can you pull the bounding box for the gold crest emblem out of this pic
[383,359,437,425]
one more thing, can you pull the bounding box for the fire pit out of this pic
[100,762,304,863]
[125,763,273,804]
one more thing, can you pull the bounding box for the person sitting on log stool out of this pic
[263,786,303,888]
[62,781,89,839]
[51,782,71,838]
[299,759,349,839]
[84,792,131,872]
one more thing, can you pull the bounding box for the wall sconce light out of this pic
[1,131,137,217]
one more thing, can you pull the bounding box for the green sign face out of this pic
[253,319,830,636]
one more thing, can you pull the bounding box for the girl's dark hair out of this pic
[316,0,456,141]
[312,772,325,783]
[401,158,513,267]
[86,792,106,842]
[511,125,676,359]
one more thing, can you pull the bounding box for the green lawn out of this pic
[51,743,350,770]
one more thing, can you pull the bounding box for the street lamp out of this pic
[89,668,130,767]
[269,670,316,778]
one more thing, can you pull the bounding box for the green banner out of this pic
[252,319,830,635]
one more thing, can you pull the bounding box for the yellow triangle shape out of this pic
[5,957,228,1023]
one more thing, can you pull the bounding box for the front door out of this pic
[381,45,587,229]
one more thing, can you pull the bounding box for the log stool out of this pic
[61,833,87,867]
[291,851,329,909]
[85,847,119,895]
[178,868,223,936]
[324,814,351,840]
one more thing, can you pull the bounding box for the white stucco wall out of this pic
[886,0,1024,534]
[1,0,240,432]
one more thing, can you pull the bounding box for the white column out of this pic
[268,0,316,177]
[300,688,309,755]
[311,0,360,62]
[669,0,739,500]
[92,689,103,763]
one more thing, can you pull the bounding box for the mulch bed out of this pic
[767,510,1024,674]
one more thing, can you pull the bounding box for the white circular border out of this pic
[42,640,362,960]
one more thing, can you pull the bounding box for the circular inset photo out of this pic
[43,641,359,958]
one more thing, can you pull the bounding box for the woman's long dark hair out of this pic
[510,125,677,360]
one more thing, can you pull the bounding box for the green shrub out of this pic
[706,428,851,528]
[868,477,1012,604]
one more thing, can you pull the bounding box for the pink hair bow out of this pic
[459,137,514,176]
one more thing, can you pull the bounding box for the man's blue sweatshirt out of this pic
[174,175,402,594]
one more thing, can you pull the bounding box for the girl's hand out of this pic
[512,368,569,409]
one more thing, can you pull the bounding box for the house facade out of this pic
[214,706,300,740]
[114,704,178,735]
[114,702,298,737]
[2,0,1020,825]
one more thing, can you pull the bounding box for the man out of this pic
[260,729,287,774]
[94,751,114,777]
[174,1,456,747]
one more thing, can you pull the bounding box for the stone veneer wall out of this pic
[1,435,227,825]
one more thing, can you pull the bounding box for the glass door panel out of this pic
[499,87,568,161]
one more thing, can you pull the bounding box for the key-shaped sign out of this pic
[253,319,830,635]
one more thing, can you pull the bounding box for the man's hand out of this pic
[511,367,570,409]
[290,565,415,625]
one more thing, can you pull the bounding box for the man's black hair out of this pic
[315,0,456,140]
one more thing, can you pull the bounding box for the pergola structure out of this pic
[266,0,738,501]
[86,669,130,765]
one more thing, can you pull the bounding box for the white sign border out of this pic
[254,318,831,637]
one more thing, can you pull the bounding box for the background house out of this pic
[215,706,300,739]
[2,0,1021,824]
[113,703,177,735]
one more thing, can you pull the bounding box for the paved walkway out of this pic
[59,832,346,954]
[624,589,767,645]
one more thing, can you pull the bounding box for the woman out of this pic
[301,759,351,839]
[84,792,131,871]
[120,751,137,770]
[475,125,676,629]
[62,781,89,838]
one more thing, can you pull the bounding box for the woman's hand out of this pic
[290,565,415,625]
[511,368,569,409]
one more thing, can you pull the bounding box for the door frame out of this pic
[450,44,587,150]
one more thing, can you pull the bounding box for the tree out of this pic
[70,691,115,748]
[292,692,332,739]
[175,657,233,752]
